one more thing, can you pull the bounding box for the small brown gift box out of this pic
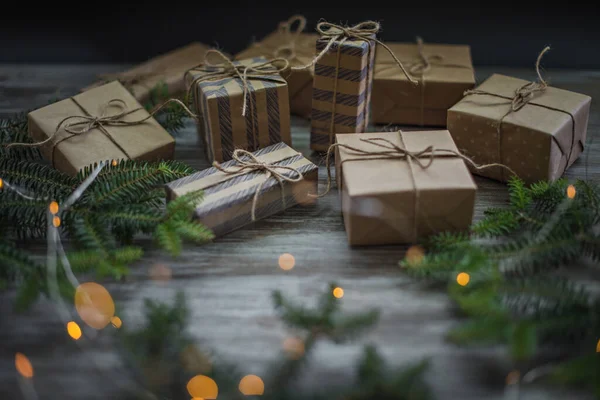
[235,17,318,118]
[165,142,318,238]
[335,130,476,246]
[28,81,175,176]
[185,56,292,164]
[82,42,212,104]
[372,41,475,127]
[447,73,591,184]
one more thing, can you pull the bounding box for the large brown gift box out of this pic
[447,73,591,184]
[185,56,292,164]
[82,42,212,104]
[235,18,318,118]
[28,81,175,176]
[335,130,476,246]
[165,142,318,238]
[372,41,475,127]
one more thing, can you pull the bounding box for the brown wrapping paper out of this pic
[447,73,592,184]
[82,42,212,104]
[335,130,476,246]
[185,56,292,164]
[372,42,475,126]
[28,81,175,176]
[236,31,318,118]
[165,142,318,238]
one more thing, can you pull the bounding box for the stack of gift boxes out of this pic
[26,16,592,246]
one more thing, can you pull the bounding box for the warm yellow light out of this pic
[506,370,520,385]
[149,264,172,282]
[67,321,82,340]
[456,272,470,286]
[596,339,600,353]
[333,287,344,298]
[282,337,305,359]
[0,178,4,190]
[239,375,264,395]
[15,353,33,379]
[52,216,61,227]
[567,185,576,199]
[49,201,59,215]
[111,159,118,167]
[187,375,218,399]
[111,316,122,329]
[405,245,425,265]
[75,282,116,330]
[278,253,295,270]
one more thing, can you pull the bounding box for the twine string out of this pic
[212,149,304,221]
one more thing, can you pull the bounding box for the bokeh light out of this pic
[405,245,425,265]
[111,316,122,329]
[239,375,264,395]
[596,339,600,353]
[74,282,115,330]
[111,159,118,167]
[149,264,172,282]
[456,272,470,286]
[15,353,33,379]
[52,216,61,227]
[0,178,4,190]
[187,375,218,399]
[506,370,520,385]
[278,253,295,270]
[333,287,344,298]
[67,321,82,340]
[181,344,212,373]
[283,337,305,359]
[567,184,576,199]
[49,201,59,215]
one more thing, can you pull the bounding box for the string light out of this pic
[52,216,61,227]
[333,287,344,298]
[506,370,520,385]
[567,184,576,199]
[75,282,115,330]
[111,159,118,167]
[15,353,34,378]
[111,316,122,329]
[278,253,295,270]
[49,201,59,215]
[456,272,470,286]
[405,245,425,264]
[239,375,264,395]
[0,178,3,190]
[67,321,82,340]
[187,375,218,399]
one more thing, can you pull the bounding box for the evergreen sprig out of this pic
[400,176,600,393]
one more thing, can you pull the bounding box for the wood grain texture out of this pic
[0,64,598,400]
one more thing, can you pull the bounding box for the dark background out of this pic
[0,2,597,68]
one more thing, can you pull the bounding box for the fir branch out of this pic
[0,113,42,161]
[508,175,532,210]
[0,158,76,196]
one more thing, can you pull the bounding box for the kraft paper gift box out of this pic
[185,56,292,164]
[82,42,213,105]
[372,41,475,127]
[447,73,591,184]
[165,142,318,238]
[28,81,175,176]
[334,130,476,246]
[310,33,376,152]
[235,17,318,118]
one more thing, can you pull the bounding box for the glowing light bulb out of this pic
[67,321,82,340]
[278,253,295,270]
[15,353,33,378]
[333,287,344,298]
[567,185,576,199]
[49,201,59,215]
[52,216,61,227]
[239,375,264,395]
[456,272,470,286]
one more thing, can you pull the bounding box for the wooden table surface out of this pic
[0,64,599,400]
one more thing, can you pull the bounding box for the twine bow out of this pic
[212,148,304,221]
[294,20,417,84]
[461,46,572,180]
[185,50,290,117]
[272,15,308,60]
[6,97,198,165]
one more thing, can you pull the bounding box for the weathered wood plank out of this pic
[0,64,598,400]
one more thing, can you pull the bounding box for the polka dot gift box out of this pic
[447,70,591,184]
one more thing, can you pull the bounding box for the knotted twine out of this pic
[313,133,517,240]
[185,49,290,117]
[212,148,304,221]
[404,37,474,126]
[462,46,578,181]
[294,21,418,146]
[272,15,308,61]
[6,98,199,167]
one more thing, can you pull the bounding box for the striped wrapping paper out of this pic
[310,34,376,152]
[185,57,292,163]
[165,142,318,238]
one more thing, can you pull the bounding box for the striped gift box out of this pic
[185,57,292,163]
[310,35,376,152]
[165,142,318,238]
